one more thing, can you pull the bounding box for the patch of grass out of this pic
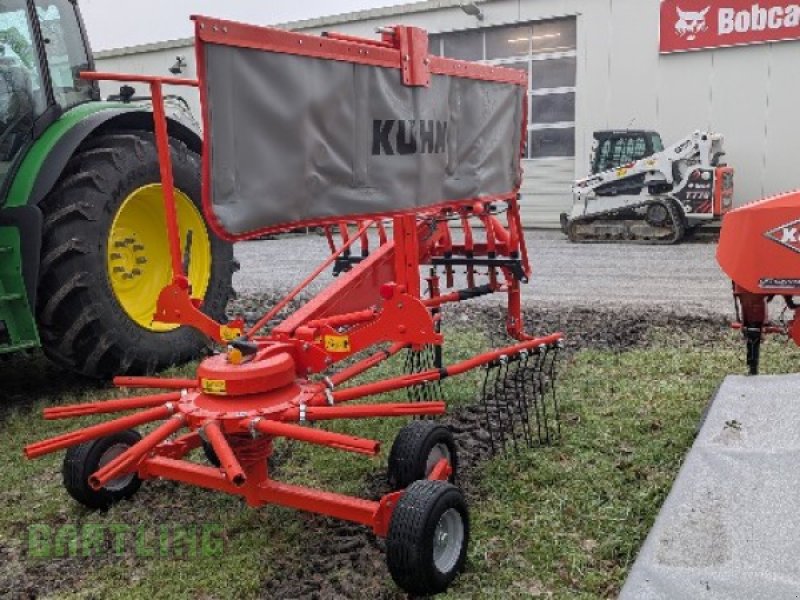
[2,328,799,598]
[446,332,800,599]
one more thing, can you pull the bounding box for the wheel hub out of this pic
[109,227,148,289]
[106,183,213,333]
[97,443,135,491]
[433,507,464,573]
[425,442,451,477]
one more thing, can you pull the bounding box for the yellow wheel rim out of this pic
[107,184,212,332]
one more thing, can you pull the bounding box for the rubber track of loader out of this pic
[567,197,686,245]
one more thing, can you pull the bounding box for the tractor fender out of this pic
[6,104,201,310]
[27,107,201,209]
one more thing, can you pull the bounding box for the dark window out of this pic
[0,0,47,186]
[531,19,576,54]
[531,92,575,125]
[435,17,577,158]
[428,34,442,56]
[441,30,482,61]
[35,0,93,110]
[531,56,576,90]
[596,136,650,171]
[502,60,529,72]
[651,134,664,152]
[485,25,530,59]
[530,128,575,158]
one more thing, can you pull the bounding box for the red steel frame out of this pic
[28,21,563,539]
[192,15,529,242]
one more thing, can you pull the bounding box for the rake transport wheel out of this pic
[36,131,235,378]
[62,429,143,510]
[387,420,457,490]
[387,480,469,596]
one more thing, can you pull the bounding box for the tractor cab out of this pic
[590,129,664,175]
[0,0,94,188]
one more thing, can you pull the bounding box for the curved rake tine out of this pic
[513,352,532,447]
[480,363,497,455]
[548,343,563,441]
[44,392,182,420]
[536,346,551,444]
[403,349,416,402]
[421,347,433,402]
[528,349,544,444]
[89,414,187,490]
[496,356,515,452]
[25,405,175,459]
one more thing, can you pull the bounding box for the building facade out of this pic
[95,0,800,227]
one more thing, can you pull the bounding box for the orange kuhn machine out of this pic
[718,189,800,375]
[24,17,563,595]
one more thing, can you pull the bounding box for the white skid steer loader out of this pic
[561,130,734,244]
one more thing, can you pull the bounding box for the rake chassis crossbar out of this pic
[26,18,564,595]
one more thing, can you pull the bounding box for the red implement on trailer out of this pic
[25,17,562,596]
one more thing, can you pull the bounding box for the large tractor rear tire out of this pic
[36,131,235,378]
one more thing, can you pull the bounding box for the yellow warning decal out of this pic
[220,325,242,342]
[324,335,351,353]
[201,379,227,395]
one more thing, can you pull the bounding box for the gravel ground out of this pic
[234,230,732,316]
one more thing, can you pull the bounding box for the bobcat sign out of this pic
[660,0,800,53]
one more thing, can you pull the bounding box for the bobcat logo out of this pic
[675,6,710,40]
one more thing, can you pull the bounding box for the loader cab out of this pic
[590,130,664,175]
[0,0,96,193]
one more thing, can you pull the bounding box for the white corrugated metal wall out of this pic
[95,0,800,227]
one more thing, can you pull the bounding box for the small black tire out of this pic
[36,130,236,378]
[62,429,143,510]
[386,480,469,596]
[388,421,457,490]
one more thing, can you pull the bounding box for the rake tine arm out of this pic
[248,419,380,456]
[331,371,441,403]
[246,219,374,338]
[328,343,407,387]
[43,392,183,420]
[114,376,198,390]
[203,421,247,487]
[24,405,175,459]
[445,334,564,377]
[285,402,446,421]
[331,334,564,404]
[89,414,187,491]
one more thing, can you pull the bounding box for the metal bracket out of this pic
[395,26,431,87]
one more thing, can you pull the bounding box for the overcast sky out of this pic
[80,0,411,52]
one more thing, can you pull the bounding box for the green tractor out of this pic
[0,0,235,378]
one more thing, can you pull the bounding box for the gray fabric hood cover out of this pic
[202,43,525,237]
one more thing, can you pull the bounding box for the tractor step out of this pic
[0,228,39,355]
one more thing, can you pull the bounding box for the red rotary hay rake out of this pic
[25,17,563,595]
